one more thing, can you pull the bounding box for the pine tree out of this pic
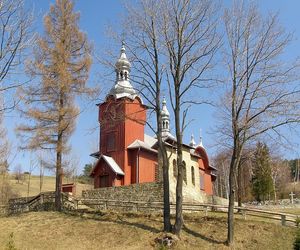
[251,142,273,202]
[17,0,92,211]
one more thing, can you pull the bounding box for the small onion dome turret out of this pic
[161,97,170,118]
[189,134,196,148]
[115,43,131,70]
[108,42,137,100]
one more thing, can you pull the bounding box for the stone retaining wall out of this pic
[82,182,164,203]
[8,192,56,214]
[81,182,229,211]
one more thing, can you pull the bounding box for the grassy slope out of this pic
[0,211,296,250]
[5,175,93,197]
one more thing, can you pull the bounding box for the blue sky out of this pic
[6,0,300,175]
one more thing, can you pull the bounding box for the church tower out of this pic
[93,43,147,187]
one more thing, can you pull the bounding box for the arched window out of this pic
[163,121,165,129]
[183,161,187,184]
[124,71,128,80]
[173,159,177,178]
[191,166,195,185]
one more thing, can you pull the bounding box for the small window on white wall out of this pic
[183,161,187,184]
[191,166,195,185]
[173,159,177,178]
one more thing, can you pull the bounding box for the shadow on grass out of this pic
[116,217,161,233]
[182,224,225,245]
[68,211,161,234]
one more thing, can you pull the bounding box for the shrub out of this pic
[296,217,300,228]
[294,229,300,250]
[6,232,17,250]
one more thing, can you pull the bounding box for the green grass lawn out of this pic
[0,211,297,250]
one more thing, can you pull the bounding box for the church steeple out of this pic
[108,42,137,100]
[197,129,204,148]
[189,134,196,148]
[161,97,170,138]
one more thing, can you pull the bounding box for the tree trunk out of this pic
[40,160,44,193]
[237,163,242,209]
[27,173,31,198]
[55,94,64,211]
[273,181,277,204]
[227,156,236,245]
[174,150,183,235]
[55,148,62,211]
[173,101,183,235]
[161,145,171,231]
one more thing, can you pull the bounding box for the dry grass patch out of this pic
[273,208,300,216]
[4,175,92,197]
[0,211,297,250]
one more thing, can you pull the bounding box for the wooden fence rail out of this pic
[81,198,299,226]
[7,193,299,227]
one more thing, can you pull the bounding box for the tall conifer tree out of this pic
[252,142,273,202]
[17,0,92,210]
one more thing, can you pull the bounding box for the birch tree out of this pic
[216,1,300,245]
[17,0,92,211]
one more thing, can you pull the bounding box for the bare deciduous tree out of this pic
[62,152,79,183]
[0,0,33,111]
[122,0,172,232]
[26,156,38,198]
[215,1,300,245]
[213,150,231,199]
[17,0,92,211]
[120,0,220,235]
[14,164,23,184]
[162,0,220,235]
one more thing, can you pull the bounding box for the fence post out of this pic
[242,210,246,220]
[281,215,286,226]
[205,206,208,216]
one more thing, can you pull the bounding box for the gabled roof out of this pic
[90,151,100,159]
[102,155,125,175]
[151,133,194,150]
[127,139,157,153]
[208,164,217,171]
[190,150,202,158]
[90,154,125,176]
[144,134,157,148]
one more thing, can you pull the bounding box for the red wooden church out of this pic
[90,44,216,195]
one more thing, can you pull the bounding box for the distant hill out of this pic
[5,175,93,198]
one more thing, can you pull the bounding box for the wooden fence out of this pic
[81,198,299,226]
[8,192,76,214]
[6,193,299,227]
